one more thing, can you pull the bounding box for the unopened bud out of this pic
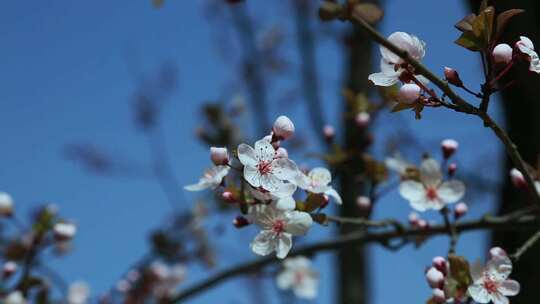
[432,256,447,276]
[408,212,420,226]
[444,67,463,87]
[233,216,250,228]
[273,116,295,140]
[509,168,527,189]
[398,83,421,104]
[489,246,508,259]
[417,219,428,229]
[0,192,13,217]
[426,267,445,289]
[323,125,335,143]
[275,147,288,159]
[320,194,330,209]
[210,147,229,166]
[441,139,458,159]
[493,43,513,64]
[356,196,371,211]
[448,163,457,177]
[2,261,17,278]
[432,288,446,303]
[222,191,237,204]
[454,202,468,219]
[53,222,77,241]
[355,112,370,128]
[116,279,130,293]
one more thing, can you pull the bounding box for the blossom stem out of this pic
[347,13,540,208]
[441,207,458,254]
[511,229,540,262]
[488,61,514,88]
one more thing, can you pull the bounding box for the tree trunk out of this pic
[468,1,540,302]
[338,26,374,304]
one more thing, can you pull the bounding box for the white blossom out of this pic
[273,116,295,140]
[468,254,520,304]
[276,256,319,299]
[54,222,77,240]
[399,158,465,212]
[238,139,298,192]
[184,166,230,191]
[210,147,229,166]
[248,204,312,259]
[5,291,26,304]
[68,281,90,304]
[398,83,421,103]
[368,32,426,86]
[294,167,342,205]
[516,36,540,73]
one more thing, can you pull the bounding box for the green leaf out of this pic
[455,32,484,52]
[352,3,384,24]
[311,213,329,226]
[448,254,472,287]
[455,14,476,32]
[304,193,327,212]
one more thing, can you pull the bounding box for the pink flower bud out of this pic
[398,83,421,104]
[275,147,288,159]
[222,191,237,204]
[320,194,330,209]
[53,222,77,241]
[489,246,508,259]
[454,202,468,219]
[441,139,458,159]
[444,67,463,87]
[417,219,428,229]
[0,192,13,217]
[510,168,527,189]
[408,212,420,226]
[210,147,229,166]
[2,261,17,278]
[426,267,445,289]
[273,115,295,140]
[323,125,335,142]
[356,196,371,211]
[355,112,370,128]
[432,256,447,276]
[448,163,457,177]
[493,43,513,64]
[432,288,446,303]
[233,216,250,228]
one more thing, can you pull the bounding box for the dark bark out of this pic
[468,1,540,302]
[338,27,374,304]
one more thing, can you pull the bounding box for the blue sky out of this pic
[0,1,507,303]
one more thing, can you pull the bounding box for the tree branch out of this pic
[347,12,540,208]
[167,213,540,303]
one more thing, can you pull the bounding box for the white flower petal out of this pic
[438,180,465,203]
[276,233,293,259]
[468,284,491,303]
[275,196,296,210]
[285,211,312,235]
[487,255,513,281]
[272,158,299,181]
[368,71,399,87]
[276,270,294,290]
[499,280,520,296]
[254,139,276,162]
[409,198,429,212]
[284,256,311,269]
[470,260,484,282]
[261,173,283,192]
[324,188,343,205]
[244,165,262,188]
[420,158,442,187]
[250,230,277,257]
[399,180,425,201]
[184,181,210,192]
[308,168,332,187]
[237,143,257,167]
[294,278,318,299]
[490,293,509,304]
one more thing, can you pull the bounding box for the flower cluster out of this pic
[185,116,342,259]
[276,256,319,299]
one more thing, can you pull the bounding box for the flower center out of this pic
[426,187,438,201]
[272,219,286,234]
[257,160,273,175]
[483,277,499,294]
[294,271,304,284]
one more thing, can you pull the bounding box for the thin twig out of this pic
[441,207,458,254]
[511,229,540,262]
